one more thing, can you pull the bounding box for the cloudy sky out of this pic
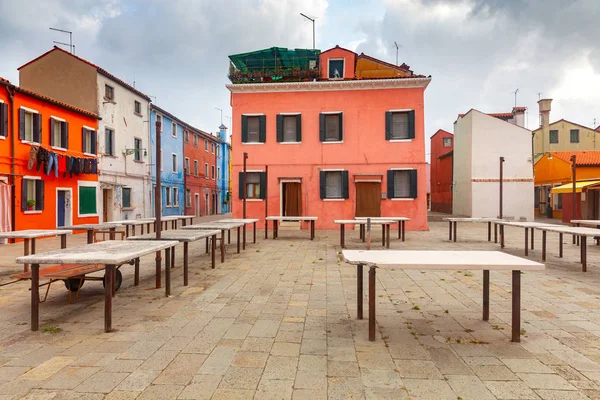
[1,0,599,158]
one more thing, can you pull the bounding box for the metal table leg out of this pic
[357,264,363,319]
[369,265,376,341]
[483,270,489,321]
[512,270,521,343]
[165,247,171,297]
[104,264,115,332]
[340,224,345,249]
[31,263,40,331]
[237,227,241,254]
[183,242,188,286]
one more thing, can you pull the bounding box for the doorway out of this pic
[282,182,302,216]
[205,193,209,215]
[56,189,72,227]
[195,193,200,217]
[102,188,113,222]
[355,182,381,217]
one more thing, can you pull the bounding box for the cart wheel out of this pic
[64,278,85,292]
[102,269,123,292]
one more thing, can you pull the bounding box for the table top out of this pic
[571,220,600,226]
[355,217,411,221]
[16,240,179,265]
[0,229,73,239]
[216,218,260,224]
[342,250,545,271]
[159,216,181,221]
[59,222,123,230]
[182,222,244,230]
[534,225,600,236]
[443,217,502,222]
[127,229,221,242]
[114,219,154,226]
[334,220,395,225]
[496,221,558,228]
[266,216,318,221]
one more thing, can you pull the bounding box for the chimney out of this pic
[219,124,229,144]
[538,99,552,153]
[512,106,526,128]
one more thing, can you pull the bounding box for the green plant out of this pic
[412,305,420,310]
[42,326,62,334]
[26,199,36,208]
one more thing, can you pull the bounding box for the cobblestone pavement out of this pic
[1,220,600,399]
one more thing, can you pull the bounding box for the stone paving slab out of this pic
[2,220,600,398]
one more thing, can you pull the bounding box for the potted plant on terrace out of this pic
[26,199,35,211]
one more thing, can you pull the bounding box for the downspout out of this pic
[6,86,15,234]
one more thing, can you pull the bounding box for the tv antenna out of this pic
[512,88,519,107]
[49,27,74,54]
[214,107,223,124]
[394,41,400,66]
[537,92,542,101]
[300,13,316,49]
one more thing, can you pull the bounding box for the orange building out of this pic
[430,129,453,214]
[227,46,431,230]
[0,77,100,232]
[534,151,600,221]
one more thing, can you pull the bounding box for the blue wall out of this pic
[150,107,185,216]
[217,126,231,214]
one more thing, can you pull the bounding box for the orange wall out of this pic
[534,154,600,185]
[230,86,428,230]
[0,85,99,231]
[319,47,356,79]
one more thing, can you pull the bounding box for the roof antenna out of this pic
[512,88,519,107]
[537,92,542,101]
[300,13,316,49]
[394,41,400,66]
[49,27,74,54]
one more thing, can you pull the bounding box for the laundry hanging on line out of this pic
[27,145,98,177]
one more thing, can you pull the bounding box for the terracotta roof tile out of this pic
[356,53,412,73]
[551,151,600,166]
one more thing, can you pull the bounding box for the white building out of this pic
[453,109,534,220]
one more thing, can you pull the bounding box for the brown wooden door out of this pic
[284,183,302,216]
[355,182,381,217]
[102,189,109,222]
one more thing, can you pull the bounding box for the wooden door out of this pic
[102,189,109,222]
[355,182,381,217]
[284,183,302,216]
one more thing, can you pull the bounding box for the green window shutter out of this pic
[259,172,267,199]
[82,127,87,152]
[35,180,44,211]
[49,118,55,146]
[90,130,97,154]
[319,170,326,199]
[338,113,344,141]
[62,122,69,149]
[0,103,8,137]
[296,114,302,142]
[319,114,325,142]
[276,115,283,142]
[409,170,418,198]
[387,170,395,199]
[407,110,415,139]
[258,115,266,143]
[79,186,97,215]
[21,179,26,211]
[33,114,41,143]
[18,109,25,140]
[241,115,248,143]
[238,172,245,199]
[342,171,349,199]
[385,111,392,140]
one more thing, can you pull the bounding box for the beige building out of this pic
[533,99,600,161]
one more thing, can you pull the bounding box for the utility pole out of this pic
[242,153,248,246]
[513,88,519,107]
[49,27,74,53]
[214,107,223,125]
[571,154,577,223]
[394,42,399,66]
[499,157,505,219]
[154,118,162,289]
[300,13,316,49]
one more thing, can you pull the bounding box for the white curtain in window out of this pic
[247,117,260,142]
[325,115,340,141]
[283,116,296,142]
[326,172,342,198]
[394,171,410,197]
[391,113,409,139]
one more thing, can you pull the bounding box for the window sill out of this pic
[322,141,343,144]
[0,136,6,141]
[51,146,67,151]
[391,198,416,201]
[280,142,301,145]
[103,98,116,104]
[21,140,40,146]
[134,112,143,118]
[242,142,265,145]
[103,154,117,158]
[133,160,144,164]
[389,139,413,143]
[79,213,99,218]
[122,207,134,211]
[83,152,97,157]
[245,199,264,202]
[323,198,345,201]
[23,210,42,215]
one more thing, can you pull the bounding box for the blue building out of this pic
[149,105,185,216]
[216,124,231,214]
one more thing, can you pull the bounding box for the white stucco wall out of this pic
[96,74,151,221]
[452,113,473,216]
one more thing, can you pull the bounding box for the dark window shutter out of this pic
[296,114,302,142]
[408,110,415,139]
[33,114,41,143]
[259,172,267,199]
[338,113,344,141]
[241,115,248,143]
[35,180,44,211]
[387,170,395,199]
[258,115,266,143]
[319,170,326,199]
[319,114,325,142]
[342,170,349,199]
[276,115,283,142]
[49,119,55,146]
[62,122,69,149]
[385,111,392,140]
[21,179,26,211]
[238,172,245,199]
[409,169,418,198]
[82,127,87,152]
[91,130,97,154]
[19,109,25,140]
[0,103,7,137]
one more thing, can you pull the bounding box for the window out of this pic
[78,184,97,215]
[216,146,220,157]
[185,130,189,143]
[328,59,344,79]
[82,127,97,155]
[194,160,199,176]
[19,109,41,143]
[161,149,163,171]
[185,157,190,174]
[134,137,142,161]
[212,143,215,154]
[173,187,179,206]
[172,122,177,138]
[570,129,579,143]
[165,187,171,206]
[156,115,162,132]
[122,187,131,208]
[0,103,8,137]
[385,111,415,140]
[50,117,68,149]
[134,100,141,114]
[105,128,114,156]
[241,115,265,143]
[387,170,418,199]
[319,171,349,199]
[105,84,114,101]
[205,163,209,177]
[211,165,215,180]
[556,193,563,210]
[244,172,262,199]
[172,153,177,173]
[443,137,453,147]
[277,115,301,142]
[205,140,208,151]
[549,130,559,144]
[186,189,191,207]
[193,134,198,147]
[22,178,43,211]
[217,166,221,180]
[320,113,343,142]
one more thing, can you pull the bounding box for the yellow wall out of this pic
[356,58,412,79]
[533,120,600,161]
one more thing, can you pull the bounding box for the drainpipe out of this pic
[6,86,15,234]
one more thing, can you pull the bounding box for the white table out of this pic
[571,220,600,246]
[60,222,124,244]
[0,229,73,272]
[355,216,410,241]
[128,229,221,287]
[215,218,260,247]
[334,220,396,249]
[495,221,559,256]
[266,216,318,240]
[534,225,600,271]
[116,219,155,237]
[443,218,503,242]
[342,250,544,342]
[16,240,178,333]
[183,222,245,262]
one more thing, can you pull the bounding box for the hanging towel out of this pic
[0,182,12,244]
[28,146,38,170]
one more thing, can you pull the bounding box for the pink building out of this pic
[227,46,431,230]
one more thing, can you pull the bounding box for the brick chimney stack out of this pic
[538,99,552,153]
